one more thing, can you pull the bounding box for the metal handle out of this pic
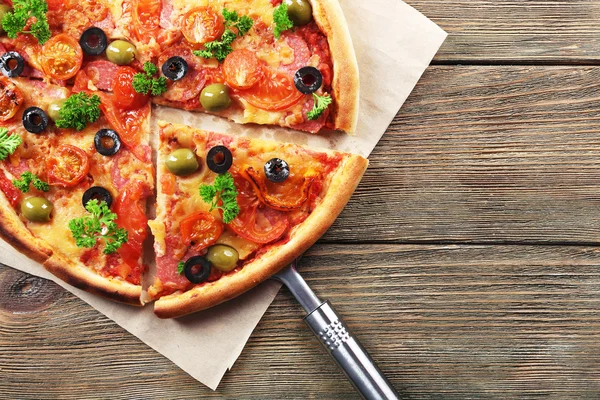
[273,262,399,400]
[305,301,399,400]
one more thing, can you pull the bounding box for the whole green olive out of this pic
[0,5,11,35]
[200,83,231,112]
[47,99,65,122]
[106,40,137,66]
[206,245,239,272]
[165,148,199,176]
[21,197,53,223]
[284,0,313,26]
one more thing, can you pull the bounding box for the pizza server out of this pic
[272,259,399,400]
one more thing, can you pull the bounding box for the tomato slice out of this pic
[228,172,290,244]
[132,0,161,39]
[99,92,150,160]
[181,7,224,46]
[241,165,317,211]
[0,77,24,122]
[180,211,224,252]
[40,34,83,80]
[113,66,149,110]
[47,145,90,188]
[238,71,303,111]
[223,50,264,90]
[115,179,149,270]
[0,169,21,207]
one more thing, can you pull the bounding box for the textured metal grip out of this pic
[319,319,351,351]
[305,301,399,400]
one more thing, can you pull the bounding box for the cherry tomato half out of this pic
[113,66,149,110]
[238,71,303,111]
[0,169,21,207]
[180,211,224,252]
[181,7,224,46]
[40,34,83,80]
[223,50,263,90]
[228,172,289,244]
[132,0,162,39]
[99,92,149,151]
[47,145,90,188]
[0,76,24,122]
[115,179,149,271]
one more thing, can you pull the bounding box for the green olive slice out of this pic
[21,197,53,223]
[200,83,232,112]
[106,40,137,66]
[206,245,239,272]
[165,148,199,176]
[284,0,313,26]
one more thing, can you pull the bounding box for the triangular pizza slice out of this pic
[149,121,367,318]
[0,77,153,304]
[115,0,359,134]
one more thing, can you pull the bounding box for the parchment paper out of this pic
[0,0,446,391]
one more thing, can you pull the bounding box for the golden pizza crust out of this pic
[153,153,368,318]
[44,253,143,306]
[0,192,53,264]
[311,0,360,134]
[0,189,143,306]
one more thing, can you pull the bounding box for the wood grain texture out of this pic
[2,244,600,399]
[405,0,600,63]
[324,65,600,244]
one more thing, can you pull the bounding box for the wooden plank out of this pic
[405,0,600,63]
[323,65,600,244]
[2,244,600,398]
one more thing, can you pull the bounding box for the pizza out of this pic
[0,0,366,317]
[149,121,367,317]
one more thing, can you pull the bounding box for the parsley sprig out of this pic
[199,172,240,224]
[68,200,128,255]
[193,8,254,62]
[2,0,51,44]
[132,62,168,96]
[307,93,332,120]
[12,171,49,193]
[273,3,294,39]
[0,128,22,161]
[55,93,102,131]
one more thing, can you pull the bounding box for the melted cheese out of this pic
[236,99,286,126]
[216,228,261,260]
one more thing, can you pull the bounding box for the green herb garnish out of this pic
[177,261,185,275]
[132,62,168,96]
[193,8,254,62]
[199,172,240,224]
[2,0,51,44]
[307,93,332,120]
[0,128,22,161]
[12,171,49,193]
[68,200,128,255]
[273,2,293,39]
[55,93,102,131]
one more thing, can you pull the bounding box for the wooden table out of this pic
[2,1,600,398]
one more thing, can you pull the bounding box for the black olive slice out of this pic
[0,51,25,78]
[79,27,108,56]
[294,66,323,95]
[82,186,113,209]
[183,256,212,284]
[264,158,290,183]
[161,56,189,81]
[22,107,48,134]
[94,129,121,156]
[207,146,233,174]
